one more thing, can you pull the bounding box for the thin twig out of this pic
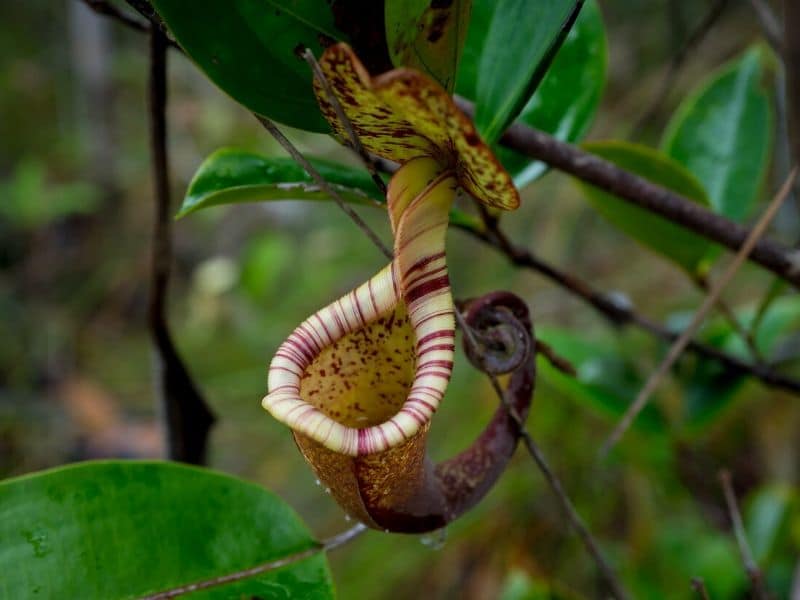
[80,0,148,33]
[455,97,800,289]
[147,27,215,464]
[478,364,631,600]
[691,577,711,600]
[719,470,769,600]
[139,523,367,599]
[749,0,783,54]
[633,0,728,135]
[455,219,800,395]
[600,168,798,457]
[256,116,393,260]
[301,47,387,196]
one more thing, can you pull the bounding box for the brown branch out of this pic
[719,470,769,600]
[600,168,797,456]
[455,221,800,395]
[140,523,367,600]
[82,0,181,50]
[455,97,800,289]
[147,28,214,464]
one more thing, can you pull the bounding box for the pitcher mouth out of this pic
[264,171,457,457]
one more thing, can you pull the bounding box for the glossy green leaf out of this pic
[456,0,606,185]
[151,0,339,132]
[385,0,472,93]
[662,47,773,222]
[578,141,716,275]
[472,0,583,145]
[179,148,483,230]
[538,327,667,431]
[178,148,384,218]
[0,460,334,599]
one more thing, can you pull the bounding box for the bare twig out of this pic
[719,470,769,600]
[301,48,387,196]
[455,97,800,289]
[147,28,214,464]
[80,0,148,33]
[633,0,728,134]
[749,0,783,54]
[476,363,631,600]
[140,523,367,600]
[691,577,711,600]
[256,116,392,260]
[600,168,798,457]
[455,220,800,395]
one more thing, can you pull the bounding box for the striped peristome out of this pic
[264,159,456,456]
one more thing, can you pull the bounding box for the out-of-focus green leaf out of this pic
[385,0,472,93]
[538,327,667,431]
[745,484,798,564]
[151,0,339,132]
[472,0,584,145]
[499,569,583,600]
[0,460,334,599]
[662,47,773,222]
[178,148,383,218]
[577,141,716,275]
[0,159,100,228]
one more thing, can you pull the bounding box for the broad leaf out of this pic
[538,327,667,432]
[385,0,472,93]
[456,0,606,185]
[662,47,773,222]
[473,0,584,145]
[577,141,716,275]
[151,0,338,132]
[179,148,483,230]
[178,148,383,218]
[0,460,334,599]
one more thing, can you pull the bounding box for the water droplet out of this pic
[315,479,321,486]
[420,527,447,550]
[344,514,352,522]
[384,528,390,533]
[324,487,331,494]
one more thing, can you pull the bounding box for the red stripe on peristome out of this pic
[416,359,454,370]
[315,313,334,344]
[404,275,450,304]
[358,428,368,454]
[401,406,426,425]
[403,251,446,277]
[416,329,455,348]
[367,277,380,316]
[403,264,447,290]
[284,337,315,365]
[417,343,455,356]
[414,308,454,329]
[351,289,366,326]
[408,397,436,412]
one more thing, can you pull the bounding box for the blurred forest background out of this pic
[2,1,799,598]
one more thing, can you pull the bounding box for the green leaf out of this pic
[178,148,383,218]
[662,47,773,222]
[472,0,584,145]
[0,460,334,599]
[179,148,483,229]
[456,0,606,185]
[538,327,667,432]
[151,0,339,133]
[577,141,716,275]
[745,484,798,564]
[385,0,472,93]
